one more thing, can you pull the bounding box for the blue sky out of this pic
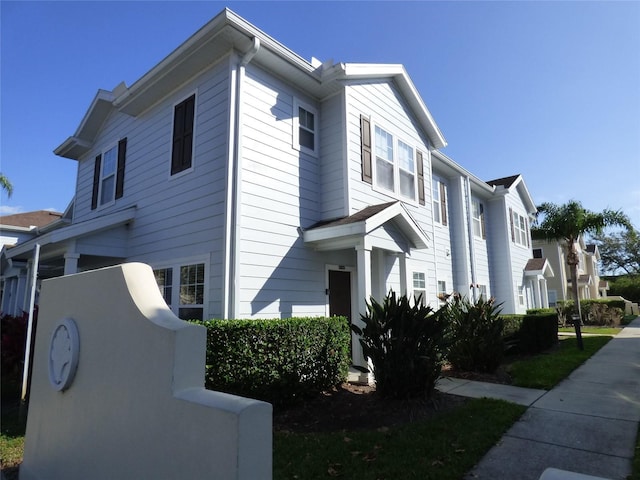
[1,1,639,227]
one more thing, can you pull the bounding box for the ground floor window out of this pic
[412,272,426,306]
[477,284,487,299]
[153,259,206,320]
[517,285,525,306]
[437,280,447,303]
[548,290,557,307]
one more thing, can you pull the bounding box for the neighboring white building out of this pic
[0,9,549,366]
[532,235,604,306]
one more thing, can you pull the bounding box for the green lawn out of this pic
[507,336,613,389]
[274,398,525,480]
[558,326,622,336]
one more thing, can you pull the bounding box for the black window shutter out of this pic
[91,154,102,210]
[440,182,447,226]
[360,115,372,184]
[115,137,127,199]
[417,150,425,205]
[509,207,515,243]
[171,94,195,175]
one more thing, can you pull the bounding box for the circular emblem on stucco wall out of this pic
[48,318,80,391]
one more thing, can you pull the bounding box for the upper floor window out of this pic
[293,99,317,156]
[359,115,426,204]
[171,94,195,176]
[432,177,448,225]
[373,126,417,201]
[510,209,529,247]
[533,248,543,258]
[472,198,486,239]
[91,138,127,210]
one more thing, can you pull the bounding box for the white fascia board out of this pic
[303,222,366,244]
[431,150,496,195]
[114,8,322,115]
[364,202,429,249]
[5,207,136,259]
[343,63,447,150]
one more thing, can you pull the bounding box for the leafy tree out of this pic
[0,173,12,197]
[593,229,640,275]
[531,200,632,349]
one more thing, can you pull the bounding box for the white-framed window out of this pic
[517,285,525,306]
[373,125,417,202]
[548,290,558,307]
[432,177,448,225]
[512,210,528,247]
[412,272,426,306]
[153,258,206,320]
[293,98,318,156]
[472,198,485,239]
[99,144,118,206]
[478,284,487,299]
[437,280,447,302]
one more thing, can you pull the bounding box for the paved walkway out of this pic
[436,318,640,480]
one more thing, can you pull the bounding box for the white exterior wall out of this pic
[504,191,534,313]
[319,92,347,220]
[237,64,327,318]
[72,56,232,318]
[345,81,444,308]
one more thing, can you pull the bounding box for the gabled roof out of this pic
[0,210,62,229]
[524,257,554,277]
[304,201,429,251]
[486,174,537,216]
[486,174,520,189]
[55,8,446,160]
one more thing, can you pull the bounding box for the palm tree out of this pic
[0,173,13,198]
[531,200,632,349]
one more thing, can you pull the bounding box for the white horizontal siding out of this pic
[237,64,326,319]
[71,56,233,319]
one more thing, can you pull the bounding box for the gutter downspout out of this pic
[465,177,478,301]
[21,242,40,401]
[223,37,260,319]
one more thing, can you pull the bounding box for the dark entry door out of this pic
[329,270,351,323]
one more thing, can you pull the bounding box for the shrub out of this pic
[526,308,556,315]
[351,291,448,399]
[445,295,505,373]
[1,312,29,400]
[583,302,623,326]
[193,316,350,405]
[518,312,558,354]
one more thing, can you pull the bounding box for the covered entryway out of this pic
[304,201,430,380]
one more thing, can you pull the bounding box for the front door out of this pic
[328,269,352,323]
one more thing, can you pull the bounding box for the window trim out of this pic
[169,92,197,179]
[91,141,127,210]
[151,255,208,320]
[370,121,420,205]
[292,98,318,157]
[510,209,530,247]
[471,198,486,239]
[432,176,448,226]
[412,271,426,306]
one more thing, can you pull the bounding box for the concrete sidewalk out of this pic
[456,318,640,480]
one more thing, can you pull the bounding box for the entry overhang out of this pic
[303,201,429,252]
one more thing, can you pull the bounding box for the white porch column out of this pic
[540,278,549,308]
[532,277,541,308]
[64,253,80,275]
[397,253,407,297]
[354,245,372,380]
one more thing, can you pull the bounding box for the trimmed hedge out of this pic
[518,313,559,354]
[558,299,625,326]
[192,316,351,405]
